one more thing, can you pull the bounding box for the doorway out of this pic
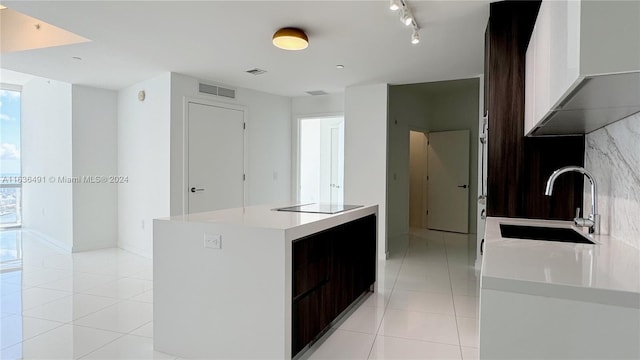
[409,131,428,229]
[298,116,344,204]
[186,101,245,214]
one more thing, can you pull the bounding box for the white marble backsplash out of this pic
[585,112,640,249]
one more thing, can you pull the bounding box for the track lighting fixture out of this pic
[388,0,421,45]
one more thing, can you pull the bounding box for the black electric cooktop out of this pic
[274,203,363,214]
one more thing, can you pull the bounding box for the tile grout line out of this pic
[126,319,153,337]
[365,233,410,359]
[369,332,465,348]
[443,235,465,360]
[0,315,66,351]
[75,331,129,359]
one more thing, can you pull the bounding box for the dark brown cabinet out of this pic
[485,0,585,220]
[292,214,376,357]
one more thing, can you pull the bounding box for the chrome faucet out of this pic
[545,166,600,235]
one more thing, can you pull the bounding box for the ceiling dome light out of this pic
[411,29,420,44]
[389,0,401,11]
[272,27,309,51]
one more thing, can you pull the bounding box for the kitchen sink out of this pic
[500,224,595,244]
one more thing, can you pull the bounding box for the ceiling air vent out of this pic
[198,82,237,100]
[306,90,328,96]
[245,68,267,76]
[217,86,236,99]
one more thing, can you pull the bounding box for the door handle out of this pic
[457,185,468,189]
[190,187,205,193]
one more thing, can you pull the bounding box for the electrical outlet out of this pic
[204,233,222,249]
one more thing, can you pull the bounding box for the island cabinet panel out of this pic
[292,284,331,355]
[293,231,330,298]
[292,214,376,357]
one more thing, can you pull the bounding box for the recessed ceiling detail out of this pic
[245,68,267,76]
[306,90,328,96]
[0,7,90,53]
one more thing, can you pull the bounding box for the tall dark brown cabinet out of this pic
[486,0,585,220]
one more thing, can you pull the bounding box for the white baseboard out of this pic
[117,242,152,259]
[23,229,73,253]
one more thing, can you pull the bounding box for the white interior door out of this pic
[427,130,470,233]
[187,102,244,214]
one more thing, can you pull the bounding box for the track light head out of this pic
[401,8,413,26]
[411,29,420,44]
[389,0,401,11]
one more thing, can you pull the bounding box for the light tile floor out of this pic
[0,228,479,359]
[303,228,480,360]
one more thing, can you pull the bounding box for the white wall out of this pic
[71,85,118,251]
[169,73,292,216]
[344,84,388,259]
[21,78,73,250]
[291,93,344,117]
[118,73,171,257]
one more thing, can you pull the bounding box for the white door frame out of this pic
[292,112,344,203]
[183,97,248,214]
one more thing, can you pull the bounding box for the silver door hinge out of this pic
[243,174,246,181]
[243,123,246,130]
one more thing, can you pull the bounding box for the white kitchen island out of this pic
[153,204,378,359]
[480,217,640,359]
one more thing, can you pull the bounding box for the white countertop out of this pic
[156,204,378,241]
[482,217,640,308]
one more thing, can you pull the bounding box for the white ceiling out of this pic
[1,1,490,97]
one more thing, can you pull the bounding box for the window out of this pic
[1,86,22,228]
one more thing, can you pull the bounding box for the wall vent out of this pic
[245,68,267,76]
[198,82,237,100]
[306,90,328,96]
